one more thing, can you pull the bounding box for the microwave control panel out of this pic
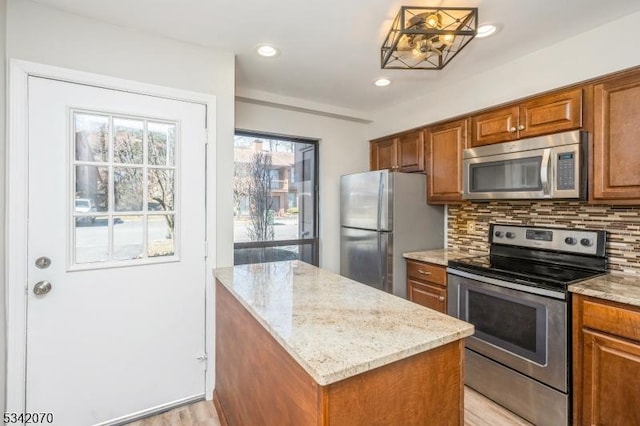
[556,152,575,190]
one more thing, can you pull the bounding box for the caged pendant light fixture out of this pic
[381,6,478,70]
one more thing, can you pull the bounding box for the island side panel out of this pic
[326,340,464,426]
[214,279,322,425]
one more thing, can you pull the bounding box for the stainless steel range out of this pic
[447,224,606,426]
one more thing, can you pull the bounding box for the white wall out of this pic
[4,0,235,403]
[235,100,369,272]
[368,10,640,139]
[6,0,236,268]
[1,0,6,414]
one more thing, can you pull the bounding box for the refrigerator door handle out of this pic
[379,232,390,293]
[377,232,384,290]
[376,172,384,231]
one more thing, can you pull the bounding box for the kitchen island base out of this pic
[214,279,464,425]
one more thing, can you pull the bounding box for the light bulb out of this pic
[476,24,498,38]
[411,37,430,58]
[425,13,440,29]
[440,34,455,46]
[255,44,280,57]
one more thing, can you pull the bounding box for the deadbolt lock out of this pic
[35,257,52,269]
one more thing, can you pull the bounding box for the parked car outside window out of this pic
[75,198,96,223]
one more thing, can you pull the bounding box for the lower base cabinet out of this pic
[573,294,640,425]
[406,259,447,313]
[215,280,465,425]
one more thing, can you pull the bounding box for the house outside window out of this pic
[233,132,318,265]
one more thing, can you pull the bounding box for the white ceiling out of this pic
[30,0,640,114]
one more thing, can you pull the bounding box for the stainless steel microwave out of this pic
[462,130,586,200]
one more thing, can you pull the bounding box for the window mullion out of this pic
[143,119,149,259]
[108,114,115,261]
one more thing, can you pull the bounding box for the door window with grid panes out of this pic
[72,111,178,268]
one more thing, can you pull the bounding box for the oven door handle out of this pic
[446,268,566,300]
[540,148,552,197]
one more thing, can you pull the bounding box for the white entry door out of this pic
[26,76,207,425]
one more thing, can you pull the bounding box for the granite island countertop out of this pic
[569,272,640,308]
[214,260,474,386]
[403,248,484,266]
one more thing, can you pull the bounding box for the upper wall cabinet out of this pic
[397,130,425,172]
[592,70,640,203]
[370,129,425,172]
[370,137,397,171]
[471,88,583,147]
[425,119,468,204]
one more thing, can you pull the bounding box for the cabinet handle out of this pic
[438,296,445,301]
[518,124,525,131]
[508,127,517,133]
[418,270,432,276]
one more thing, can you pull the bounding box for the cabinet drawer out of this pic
[406,260,446,286]
[582,297,640,342]
[408,279,446,313]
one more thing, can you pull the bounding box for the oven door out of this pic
[463,148,548,200]
[448,270,568,392]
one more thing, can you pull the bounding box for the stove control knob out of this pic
[494,231,504,238]
[580,238,593,247]
[505,232,516,239]
[564,237,577,245]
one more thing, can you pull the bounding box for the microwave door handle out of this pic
[540,149,552,197]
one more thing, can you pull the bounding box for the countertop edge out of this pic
[402,248,485,266]
[568,272,640,308]
[214,267,474,386]
[314,327,474,385]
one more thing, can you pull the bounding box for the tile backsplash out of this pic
[447,201,640,274]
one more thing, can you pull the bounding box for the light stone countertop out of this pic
[403,248,484,266]
[214,260,474,386]
[569,272,640,308]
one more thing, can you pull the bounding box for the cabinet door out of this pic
[581,330,640,426]
[407,279,446,313]
[426,119,467,203]
[519,88,582,139]
[592,72,640,202]
[370,138,398,171]
[470,105,519,147]
[397,130,425,172]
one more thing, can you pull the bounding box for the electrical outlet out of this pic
[467,221,476,233]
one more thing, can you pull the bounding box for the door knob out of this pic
[33,280,52,296]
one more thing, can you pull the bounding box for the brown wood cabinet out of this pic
[397,129,425,172]
[425,119,468,204]
[573,294,640,425]
[369,137,397,171]
[215,279,465,425]
[370,130,425,172]
[592,70,640,203]
[471,88,582,147]
[406,259,447,313]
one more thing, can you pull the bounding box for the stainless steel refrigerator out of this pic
[340,170,444,298]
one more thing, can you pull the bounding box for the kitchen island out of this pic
[213,261,473,425]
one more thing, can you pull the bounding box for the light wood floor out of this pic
[127,387,531,425]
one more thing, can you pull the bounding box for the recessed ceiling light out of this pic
[255,44,280,57]
[374,78,391,87]
[476,24,498,38]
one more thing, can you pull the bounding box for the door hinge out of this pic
[204,128,209,145]
[204,240,208,259]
